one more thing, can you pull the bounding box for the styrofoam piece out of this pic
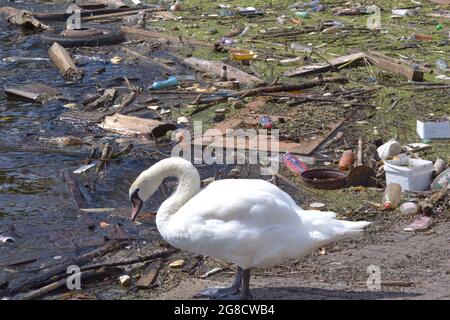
[417,119,450,139]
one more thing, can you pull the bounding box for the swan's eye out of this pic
[131,188,140,205]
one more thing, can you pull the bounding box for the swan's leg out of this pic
[239,269,252,300]
[195,266,242,299]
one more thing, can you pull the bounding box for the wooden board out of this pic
[4,83,60,102]
[366,51,424,81]
[192,119,344,155]
[99,114,176,138]
[283,52,366,77]
[121,26,213,48]
[184,57,262,85]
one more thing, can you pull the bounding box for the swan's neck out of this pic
[154,161,201,227]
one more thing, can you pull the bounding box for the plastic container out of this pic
[431,168,450,190]
[282,153,308,175]
[382,183,402,209]
[150,76,178,90]
[339,150,355,171]
[377,139,401,160]
[433,158,446,175]
[417,119,450,139]
[229,49,256,61]
[384,158,433,191]
[259,115,274,129]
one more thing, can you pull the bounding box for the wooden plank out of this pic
[4,83,60,102]
[283,52,366,77]
[429,0,450,5]
[136,261,161,289]
[366,51,424,81]
[120,26,213,48]
[184,57,262,85]
[99,114,176,138]
[192,119,344,155]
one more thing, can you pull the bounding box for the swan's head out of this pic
[129,169,160,221]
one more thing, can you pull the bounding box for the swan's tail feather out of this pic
[298,209,371,243]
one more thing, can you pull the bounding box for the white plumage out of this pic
[129,157,370,299]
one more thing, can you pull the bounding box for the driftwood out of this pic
[122,47,174,75]
[283,52,366,77]
[4,83,60,102]
[20,267,122,300]
[121,26,213,48]
[197,76,348,105]
[80,248,179,271]
[84,88,117,111]
[99,114,176,138]
[48,42,83,81]
[7,240,122,295]
[184,57,262,85]
[365,51,424,82]
[82,7,161,21]
[0,7,49,30]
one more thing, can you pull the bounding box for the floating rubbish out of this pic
[404,215,432,232]
[0,235,15,243]
[282,152,308,175]
[73,163,97,174]
[150,76,178,90]
[382,183,402,209]
[279,56,304,65]
[391,9,418,17]
[110,56,123,64]
[2,56,50,63]
[436,23,444,31]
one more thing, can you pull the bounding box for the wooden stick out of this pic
[7,241,122,294]
[80,249,179,271]
[357,138,363,166]
[20,267,121,300]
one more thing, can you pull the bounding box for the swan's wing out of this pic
[177,179,301,226]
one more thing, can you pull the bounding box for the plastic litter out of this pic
[400,202,418,215]
[282,152,308,175]
[377,139,401,160]
[0,235,15,243]
[150,76,178,90]
[382,183,402,209]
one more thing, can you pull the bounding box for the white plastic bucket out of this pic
[384,158,433,191]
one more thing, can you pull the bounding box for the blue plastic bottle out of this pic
[150,76,178,90]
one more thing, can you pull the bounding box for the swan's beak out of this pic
[130,195,143,221]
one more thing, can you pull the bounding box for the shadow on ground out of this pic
[252,286,421,300]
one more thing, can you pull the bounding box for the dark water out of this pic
[0,0,182,289]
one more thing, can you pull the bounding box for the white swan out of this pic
[129,157,371,299]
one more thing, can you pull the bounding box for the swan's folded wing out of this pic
[176,179,301,226]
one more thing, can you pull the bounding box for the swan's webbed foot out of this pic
[195,267,253,300]
[196,286,240,299]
